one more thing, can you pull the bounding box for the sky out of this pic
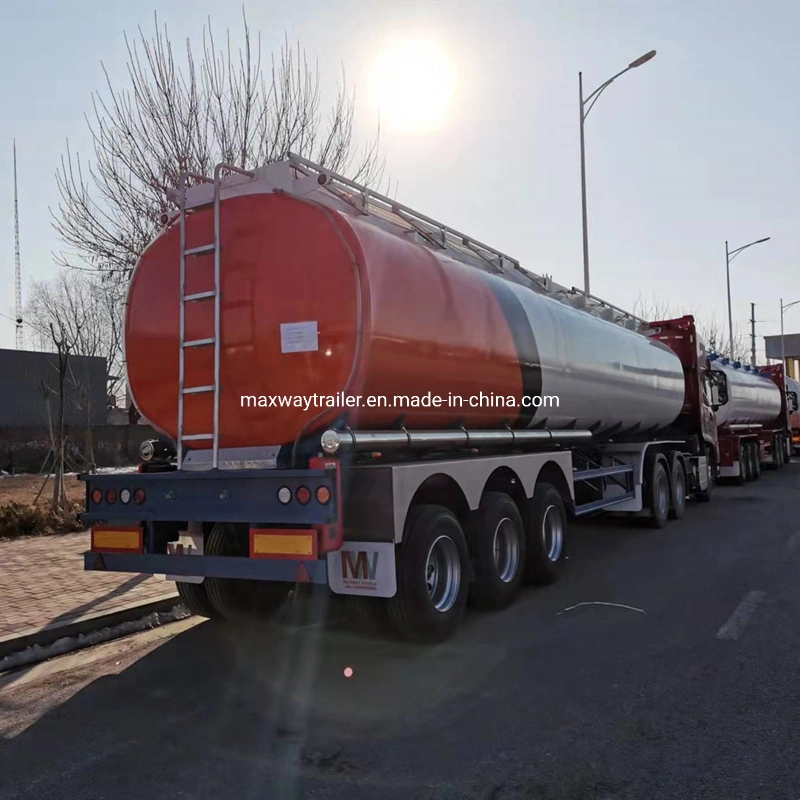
[1,0,800,360]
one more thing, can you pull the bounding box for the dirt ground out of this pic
[0,474,85,506]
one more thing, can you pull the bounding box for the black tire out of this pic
[205,524,289,621]
[734,442,747,485]
[646,458,670,528]
[524,483,568,585]
[697,445,715,503]
[469,492,526,610]
[777,436,786,468]
[752,442,762,480]
[668,454,687,520]
[743,442,754,482]
[769,435,782,469]
[176,580,220,619]
[386,505,470,644]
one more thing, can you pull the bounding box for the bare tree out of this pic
[632,292,683,323]
[696,317,750,362]
[53,12,384,281]
[26,271,123,394]
[632,292,750,361]
[26,270,123,481]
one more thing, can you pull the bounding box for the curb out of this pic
[0,594,181,661]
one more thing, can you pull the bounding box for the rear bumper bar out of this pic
[79,468,337,526]
[84,551,328,584]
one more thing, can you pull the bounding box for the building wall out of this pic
[0,349,108,428]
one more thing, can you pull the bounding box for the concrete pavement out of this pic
[1,465,799,799]
[0,531,178,657]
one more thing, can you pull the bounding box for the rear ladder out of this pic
[176,164,254,469]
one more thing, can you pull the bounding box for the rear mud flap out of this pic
[327,542,397,598]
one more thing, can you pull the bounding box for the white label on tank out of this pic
[280,321,319,353]
[327,542,397,598]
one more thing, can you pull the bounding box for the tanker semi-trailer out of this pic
[708,356,792,482]
[786,375,800,455]
[80,156,721,643]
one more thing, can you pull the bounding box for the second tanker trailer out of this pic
[81,155,730,643]
[709,356,792,482]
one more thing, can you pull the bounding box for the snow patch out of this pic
[0,604,191,674]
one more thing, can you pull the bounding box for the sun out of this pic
[372,40,455,133]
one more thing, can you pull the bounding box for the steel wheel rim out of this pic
[492,517,520,583]
[425,535,461,613]
[542,505,564,562]
[657,471,669,517]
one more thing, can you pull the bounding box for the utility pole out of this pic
[750,303,756,367]
[725,236,770,359]
[13,140,23,349]
[578,50,657,298]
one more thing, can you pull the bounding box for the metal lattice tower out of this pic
[13,140,22,349]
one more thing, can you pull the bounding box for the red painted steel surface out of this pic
[126,193,523,449]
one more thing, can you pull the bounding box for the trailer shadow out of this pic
[0,597,526,799]
[1,482,773,800]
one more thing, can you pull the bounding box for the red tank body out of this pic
[126,193,524,449]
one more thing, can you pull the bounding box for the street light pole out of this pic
[579,49,656,298]
[725,236,770,358]
[726,241,732,356]
[780,297,800,375]
[579,72,590,299]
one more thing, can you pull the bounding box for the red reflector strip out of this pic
[91,526,143,553]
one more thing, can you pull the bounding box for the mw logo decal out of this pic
[341,550,379,581]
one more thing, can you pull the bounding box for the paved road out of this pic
[2,465,800,800]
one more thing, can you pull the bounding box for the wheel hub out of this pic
[425,535,461,613]
[542,505,564,562]
[492,517,520,583]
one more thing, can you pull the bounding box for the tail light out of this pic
[296,486,311,505]
[91,489,102,505]
[134,488,146,505]
[105,489,117,504]
[316,486,331,505]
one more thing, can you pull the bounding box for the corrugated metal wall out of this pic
[0,349,108,428]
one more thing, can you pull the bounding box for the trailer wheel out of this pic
[469,492,526,610]
[667,454,687,520]
[743,443,755,482]
[205,524,289,622]
[387,505,470,644]
[769,435,782,469]
[697,446,715,502]
[524,483,567,585]
[753,442,762,479]
[176,581,220,619]
[777,436,786,468]
[647,458,670,528]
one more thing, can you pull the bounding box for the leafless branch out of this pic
[52,11,384,281]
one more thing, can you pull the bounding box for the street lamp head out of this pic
[629,50,657,69]
[755,237,771,244]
